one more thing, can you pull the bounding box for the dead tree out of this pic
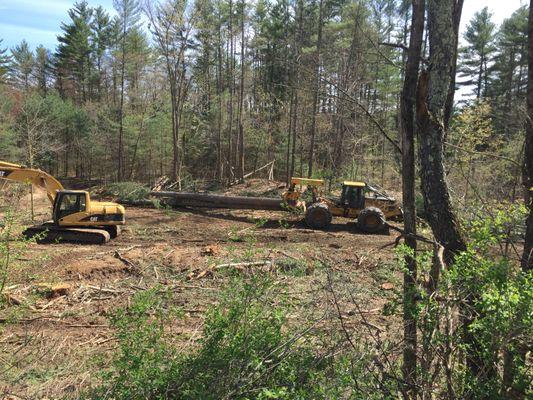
[399,0,425,397]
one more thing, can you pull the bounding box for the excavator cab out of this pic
[54,191,87,221]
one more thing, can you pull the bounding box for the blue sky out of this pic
[0,0,527,52]
[0,0,115,50]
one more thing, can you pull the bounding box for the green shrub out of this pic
[394,203,532,398]
[0,210,35,301]
[87,277,388,400]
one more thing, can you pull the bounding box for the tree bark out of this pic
[290,0,304,182]
[418,0,466,266]
[400,1,425,397]
[117,22,127,182]
[216,0,224,181]
[227,0,235,183]
[444,0,464,131]
[522,0,533,275]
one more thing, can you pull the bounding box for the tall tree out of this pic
[490,6,528,138]
[289,0,304,183]
[458,7,496,99]
[55,1,93,101]
[114,0,142,181]
[146,0,194,183]
[399,0,425,397]
[523,0,533,275]
[10,40,34,90]
[307,0,324,178]
[34,45,52,96]
[91,6,113,99]
[236,0,246,182]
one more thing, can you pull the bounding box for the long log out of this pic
[150,191,286,211]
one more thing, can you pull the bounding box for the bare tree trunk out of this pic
[117,23,127,182]
[216,1,224,182]
[169,68,180,182]
[290,0,303,181]
[307,0,323,178]
[286,93,294,184]
[227,0,235,183]
[237,0,245,182]
[400,1,425,397]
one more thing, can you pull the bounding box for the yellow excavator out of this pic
[283,177,402,232]
[0,161,125,244]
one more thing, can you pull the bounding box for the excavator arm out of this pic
[0,161,64,203]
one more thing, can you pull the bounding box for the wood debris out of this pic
[114,250,141,275]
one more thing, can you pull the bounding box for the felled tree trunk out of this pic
[150,191,285,211]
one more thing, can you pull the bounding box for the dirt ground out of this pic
[0,181,402,399]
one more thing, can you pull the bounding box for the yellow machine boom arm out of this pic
[0,161,64,203]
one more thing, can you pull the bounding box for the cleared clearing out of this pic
[0,181,402,399]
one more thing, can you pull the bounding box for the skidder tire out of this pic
[357,207,386,233]
[305,203,332,229]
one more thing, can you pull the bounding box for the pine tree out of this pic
[489,6,528,138]
[193,0,220,175]
[458,7,496,99]
[10,40,34,90]
[91,6,113,99]
[113,0,142,181]
[55,1,94,101]
[34,45,52,95]
[0,39,11,83]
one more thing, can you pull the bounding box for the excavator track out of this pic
[23,223,111,244]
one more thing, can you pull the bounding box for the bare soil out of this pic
[0,180,402,399]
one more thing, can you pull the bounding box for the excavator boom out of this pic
[0,161,64,203]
